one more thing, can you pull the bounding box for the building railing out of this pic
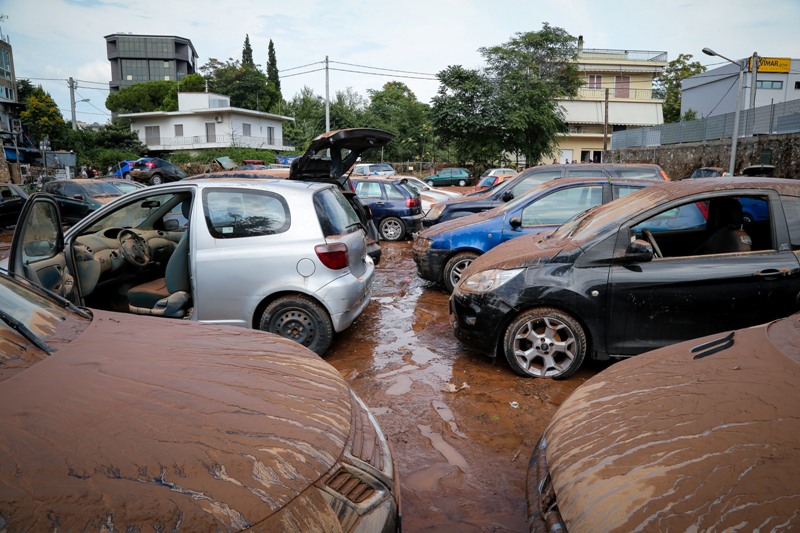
[577,87,661,100]
[579,49,668,62]
[611,98,800,148]
[144,133,294,151]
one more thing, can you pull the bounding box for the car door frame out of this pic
[604,188,800,356]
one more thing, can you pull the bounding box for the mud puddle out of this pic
[326,241,602,532]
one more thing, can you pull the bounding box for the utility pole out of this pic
[69,77,78,130]
[749,52,759,112]
[325,56,330,132]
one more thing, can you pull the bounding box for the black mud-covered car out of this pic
[452,177,800,379]
[423,163,670,227]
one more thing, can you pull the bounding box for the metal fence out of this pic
[612,98,800,149]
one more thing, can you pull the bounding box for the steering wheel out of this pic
[642,228,663,259]
[118,229,152,267]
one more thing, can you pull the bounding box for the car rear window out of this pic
[203,189,290,238]
[313,188,361,237]
[386,183,406,200]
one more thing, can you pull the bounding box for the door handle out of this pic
[754,268,788,280]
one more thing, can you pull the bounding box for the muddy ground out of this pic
[0,228,608,532]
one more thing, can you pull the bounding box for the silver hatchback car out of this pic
[8,178,374,355]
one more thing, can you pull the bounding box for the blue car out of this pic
[109,160,138,179]
[352,177,424,241]
[413,177,659,292]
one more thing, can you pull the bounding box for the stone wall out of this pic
[604,132,800,180]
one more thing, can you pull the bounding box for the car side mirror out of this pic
[623,239,654,263]
[509,216,522,229]
[24,239,56,258]
[502,191,514,202]
[164,218,180,231]
[73,194,83,200]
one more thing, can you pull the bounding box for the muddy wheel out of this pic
[150,174,163,185]
[260,295,333,356]
[443,251,479,293]
[502,307,586,379]
[425,179,435,187]
[458,179,467,187]
[379,217,405,241]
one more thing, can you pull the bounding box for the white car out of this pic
[352,163,396,177]
[9,178,374,355]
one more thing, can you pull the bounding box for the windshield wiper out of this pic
[0,309,53,353]
[4,270,92,319]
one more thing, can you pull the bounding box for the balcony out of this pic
[577,87,662,101]
[579,49,668,63]
[142,133,294,152]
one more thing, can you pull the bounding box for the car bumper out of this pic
[402,213,424,236]
[421,216,440,229]
[450,287,514,355]
[322,261,375,332]
[412,246,448,284]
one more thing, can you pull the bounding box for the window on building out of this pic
[0,50,12,80]
[756,80,783,90]
[795,81,800,90]
[242,123,251,137]
[267,126,275,145]
[614,75,631,98]
[174,124,183,137]
[145,126,161,146]
[588,74,602,89]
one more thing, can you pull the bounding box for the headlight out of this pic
[425,203,445,220]
[413,237,433,253]
[460,268,523,293]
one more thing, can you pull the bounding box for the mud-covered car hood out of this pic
[420,209,496,238]
[461,230,574,278]
[0,311,353,531]
[542,313,800,531]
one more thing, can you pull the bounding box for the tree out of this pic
[367,82,432,161]
[20,86,67,147]
[432,24,581,166]
[16,78,35,103]
[200,57,270,111]
[282,87,326,148]
[654,53,706,123]
[106,81,180,114]
[266,39,282,106]
[242,34,255,68]
[178,73,206,92]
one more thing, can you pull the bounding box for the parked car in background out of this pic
[0,270,400,532]
[101,178,147,195]
[382,175,461,214]
[528,311,800,531]
[352,162,396,177]
[353,177,423,241]
[451,177,800,379]
[423,163,670,227]
[689,166,724,179]
[130,157,188,185]
[480,167,517,179]
[0,182,28,227]
[414,177,656,292]
[10,178,375,356]
[424,167,473,187]
[474,172,516,192]
[41,178,122,224]
[108,159,138,179]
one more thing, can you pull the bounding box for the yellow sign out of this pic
[750,57,791,73]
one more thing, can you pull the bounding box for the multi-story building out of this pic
[555,37,667,164]
[105,33,198,93]
[0,32,20,137]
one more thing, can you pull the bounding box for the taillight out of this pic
[406,197,420,208]
[315,242,349,270]
[146,161,155,168]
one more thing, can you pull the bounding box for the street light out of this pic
[702,47,744,176]
[70,98,90,131]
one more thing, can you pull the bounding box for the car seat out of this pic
[693,197,752,255]
[127,200,192,317]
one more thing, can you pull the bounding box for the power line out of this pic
[329,67,438,81]
[330,60,436,77]
[280,61,325,73]
[280,67,325,79]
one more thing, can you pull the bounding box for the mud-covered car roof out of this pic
[533,311,800,531]
[0,310,356,530]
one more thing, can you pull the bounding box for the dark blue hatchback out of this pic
[413,177,658,292]
[353,177,424,241]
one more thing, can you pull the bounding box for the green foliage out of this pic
[106,81,181,114]
[179,73,206,92]
[267,39,281,100]
[242,34,255,67]
[200,57,278,112]
[367,82,432,161]
[16,78,35,103]
[282,87,326,149]
[20,86,68,147]
[61,120,147,171]
[655,53,706,123]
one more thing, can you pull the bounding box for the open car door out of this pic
[8,193,73,299]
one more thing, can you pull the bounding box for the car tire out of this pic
[425,180,435,187]
[123,172,131,180]
[379,217,406,241]
[150,174,163,185]
[458,179,467,187]
[260,295,334,356]
[502,307,587,380]
[443,251,479,293]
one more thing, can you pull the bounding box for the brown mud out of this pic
[325,241,606,532]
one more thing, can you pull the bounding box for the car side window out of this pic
[780,195,800,250]
[20,201,61,263]
[613,185,643,199]
[62,183,81,198]
[565,169,605,178]
[385,183,405,200]
[0,185,19,200]
[520,186,603,226]
[204,190,290,239]
[355,181,383,199]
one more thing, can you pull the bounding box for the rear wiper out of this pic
[0,309,53,353]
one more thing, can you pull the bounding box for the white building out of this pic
[119,92,294,152]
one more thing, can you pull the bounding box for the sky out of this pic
[3,0,799,125]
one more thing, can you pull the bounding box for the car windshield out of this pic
[551,186,671,241]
